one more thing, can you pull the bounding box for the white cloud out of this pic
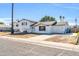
[69,23,75,25]
[63,6,79,10]
[0,18,12,25]
[52,4,79,11]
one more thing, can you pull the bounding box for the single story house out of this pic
[32,21,70,34]
[13,19,70,34]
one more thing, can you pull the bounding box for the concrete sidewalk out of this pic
[28,35,53,41]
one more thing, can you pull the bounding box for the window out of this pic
[22,22,27,25]
[26,22,27,25]
[18,20,20,22]
[15,29,20,32]
[39,26,46,31]
[16,24,18,27]
[22,22,24,25]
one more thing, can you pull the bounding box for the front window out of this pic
[39,26,46,31]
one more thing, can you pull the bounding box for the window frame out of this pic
[39,26,46,31]
[22,22,24,25]
[16,24,19,27]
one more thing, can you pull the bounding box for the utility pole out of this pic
[11,3,14,34]
[75,18,79,45]
[75,18,77,33]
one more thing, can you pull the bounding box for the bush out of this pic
[71,27,79,33]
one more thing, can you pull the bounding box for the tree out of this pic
[59,16,65,19]
[0,22,4,24]
[63,16,65,19]
[40,16,56,22]
[59,16,62,20]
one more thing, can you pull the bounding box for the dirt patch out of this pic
[45,35,78,44]
[0,32,10,36]
[0,32,38,39]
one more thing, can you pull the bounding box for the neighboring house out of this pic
[13,19,37,33]
[0,24,11,32]
[14,19,70,34]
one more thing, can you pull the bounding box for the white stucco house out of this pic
[13,19,37,33]
[13,19,70,34]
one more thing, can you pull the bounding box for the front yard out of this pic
[45,35,78,45]
[0,32,78,45]
[0,32,38,38]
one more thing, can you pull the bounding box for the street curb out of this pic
[0,36,79,52]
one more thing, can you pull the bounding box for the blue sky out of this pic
[0,3,79,25]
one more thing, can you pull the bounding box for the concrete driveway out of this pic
[0,37,79,56]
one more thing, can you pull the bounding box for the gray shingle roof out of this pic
[32,21,57,26]
[19,19,37,23]
[32,21,68,26]
[55,21,68,26]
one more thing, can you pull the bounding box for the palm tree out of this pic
[11,3,14,34]
[59,16,62,20]
[75,18,77,33]
[63,16,65,19]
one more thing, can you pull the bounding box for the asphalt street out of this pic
[0,37,79,56]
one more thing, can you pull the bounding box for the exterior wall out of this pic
[33,26,53,34]
[14,20,70,34]
[51,25,69,33]
[14,20,33,33]
[33,25,69,34]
